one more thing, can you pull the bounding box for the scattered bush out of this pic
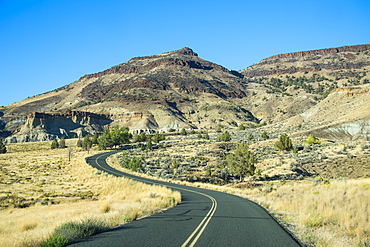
[238,124,246,130]
[58,137,66,149]
[0,138,7,153]
[217,131,231,142]
[261,131,269,140]
[305,134,321,145]
[204,132,210,140]
[180,128,187,135]
[51,139,59,150]
[121,154,143,172]
[41,219,109,246]
[226,143,257,181]
[275,134,293,151]
[152,132,165,143]
[98,126,132,149]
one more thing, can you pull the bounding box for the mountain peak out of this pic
[170,47,198,57]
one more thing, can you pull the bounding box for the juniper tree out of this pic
[59,137,66,148]
[261,131,269,140]
[0,139,6,154]
[204,132,210,140]
[153,132,165,143]
[77,138,83,147]
[82,135,93,151]
[146,138,152,150]
[180,128,187,136]
[226,143,257,182]
[275,134,293,151]
[218,131,231,142]
[51,139,59,149]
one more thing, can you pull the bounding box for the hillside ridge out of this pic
[262,44,370,61]
[1,44,370,142]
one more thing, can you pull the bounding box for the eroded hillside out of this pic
[1,45,370,142]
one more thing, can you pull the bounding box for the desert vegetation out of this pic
[0,140,180,246]
[1,123,369,246]
[102,128,370,247]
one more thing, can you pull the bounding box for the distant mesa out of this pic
[263,44,370,60]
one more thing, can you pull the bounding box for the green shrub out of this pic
[146,138,152,150]
[0,138,6,154]
[41,234,69,247]
[226,143,257,181]
[217,131,231,142]
[238,124,246,130]
[77,138,83,147]
[41,219,109,247]
[152,132,165,143]
[82,135,93,150]
[58,137,66,149]
[204,132,210,140]
[305,134,321,145]
[275,134,293,151]
[51,139,59,150]
[121,154,143,171]
[205,166,212,176]
[261,131,269,140]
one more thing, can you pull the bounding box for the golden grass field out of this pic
[1,138,369,246]
[108,144,370,247]
[238,178,370,247]
[0,140,181,247]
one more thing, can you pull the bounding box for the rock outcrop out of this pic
[6,111,112,143]
[263,44,370,60]
[242,44,370,77]
[2,45,370,143]
[78,47,246,101]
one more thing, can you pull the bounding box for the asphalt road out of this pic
[70,149,302,247]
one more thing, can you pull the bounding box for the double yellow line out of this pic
[91,152,218,246]
[180,190,217,247]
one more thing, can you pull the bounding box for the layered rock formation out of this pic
[263,44,370,60]
[6,111,112,143]
[2,45,370,143]
[1,47,253,142]
[78,47,246,101]
[242,44,370,77]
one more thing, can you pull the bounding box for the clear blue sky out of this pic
[1,0,369,106]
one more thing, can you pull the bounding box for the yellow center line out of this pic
[91,152,218,247]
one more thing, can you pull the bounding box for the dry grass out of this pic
[276,179,369,246]
[106,141,370,246]
[167,177,370,246]
[224,179,370,247]
[0,141,181,247]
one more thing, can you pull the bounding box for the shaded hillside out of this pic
[1,47,256,142]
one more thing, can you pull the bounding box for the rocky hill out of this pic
[1,47,255,142]
[240,44,370,140]
[1,45,370,142]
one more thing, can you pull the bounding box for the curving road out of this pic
[70,149,302,247]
